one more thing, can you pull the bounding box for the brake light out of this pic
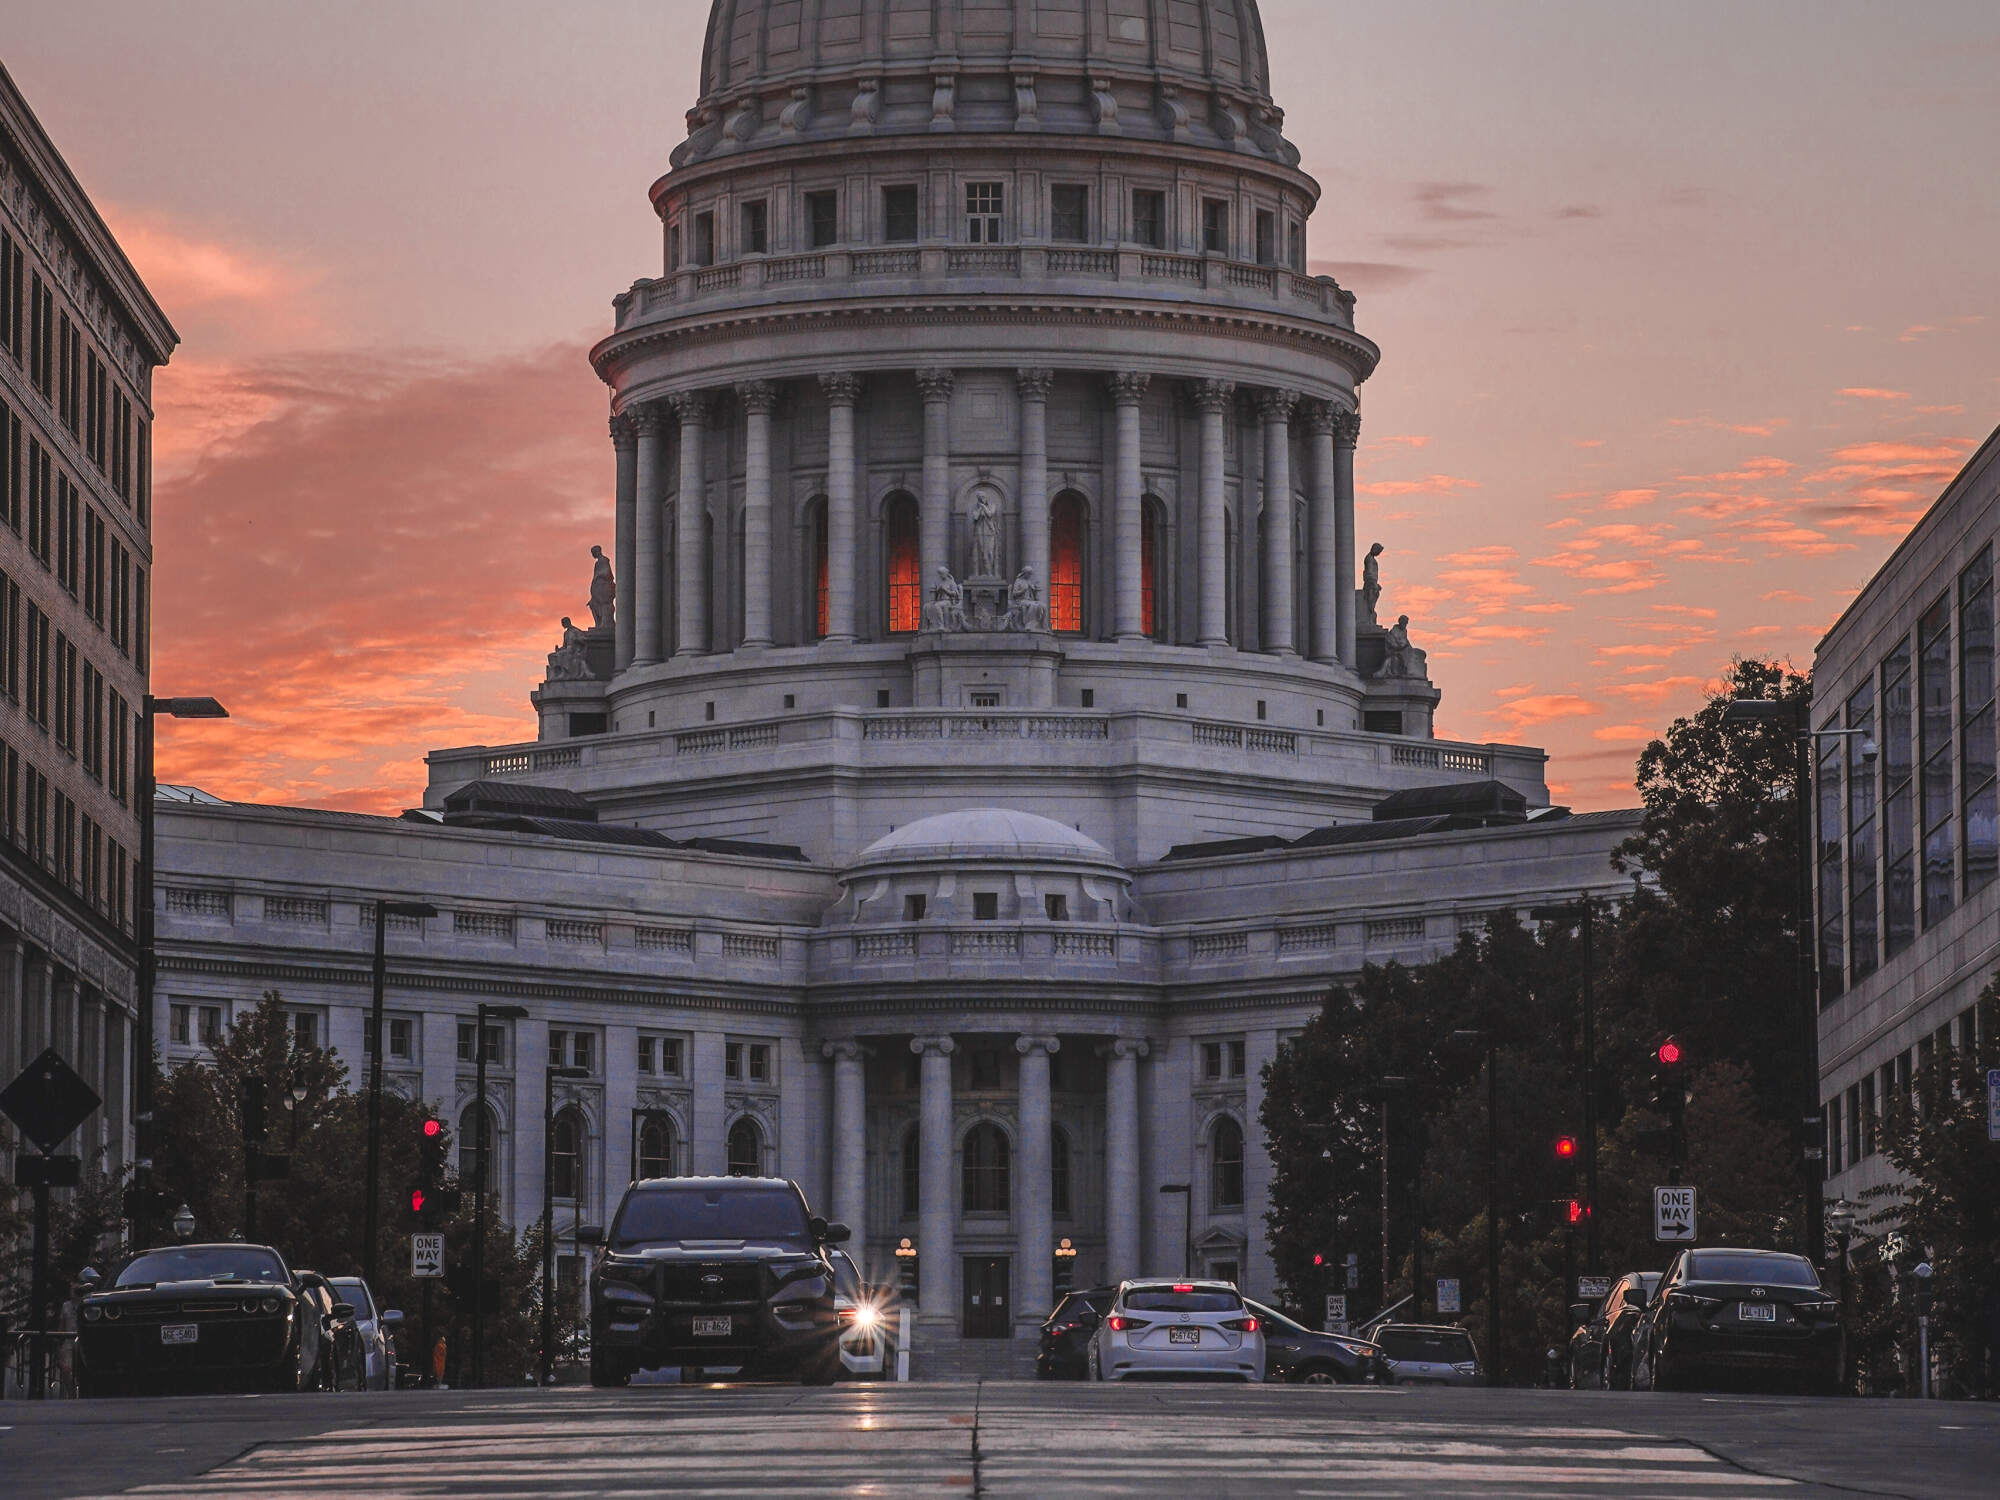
[1221,1316,1260,1333]
[1172,1284,1195,1294]
[1106,1314,1150,1333]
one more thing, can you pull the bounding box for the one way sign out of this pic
[1654,1185,1697,1242]
[411,1232,445,1278]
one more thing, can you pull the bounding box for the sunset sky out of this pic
[9,0,1997,812]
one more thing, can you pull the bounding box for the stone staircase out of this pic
[909,1328,1040,1382]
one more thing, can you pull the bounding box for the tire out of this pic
[589,1349,632,1388]
[1602,1345,1618,1393]
[1294,1364,1340,1386]
[1087,1344,1101,1381]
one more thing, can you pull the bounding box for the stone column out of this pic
[820,373,862,643]
[672,391,711,657]
[912,1034,956,1323]
[611,414,638,671]
[1192,380,1234,647]
[1103,1039,1148,1280]
[1016,370,1053,595]
[1307,402,1340,664]
[1108,372,1150,640]
[738,381,778,648]
[1332,407,1361,667]
[917,370,955,588]
[1259,389,1299,656]
[630,407,667,665]
[1014,1035,1059,1333]
[823,1040,867,1253]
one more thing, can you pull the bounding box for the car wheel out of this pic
[1601,1345,1618,1392]
[1295,1365,1339,1386]
[589,1348,632,1388]
[1087,1344,1100,1381]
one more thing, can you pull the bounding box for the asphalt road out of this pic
[5,1381,1998,1498]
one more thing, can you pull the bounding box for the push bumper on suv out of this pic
[594,1254,837,1373]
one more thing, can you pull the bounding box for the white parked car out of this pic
[1087,1279,1265,1383]
[328,1277,403,1392]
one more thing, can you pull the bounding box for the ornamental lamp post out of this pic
[1053,1237,1077,1294]
[1826,1199,1857,1393]
[470,1002,529,1389]
[894,1236,919,1302]
[362,899,438,1291]
[172,1204,195,1242]
[134,695,228,1253]
[541,1062,590,1387]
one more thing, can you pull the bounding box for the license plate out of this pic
[1169,1327,1201,1345]
[692,1316,732,1338]
[161,1324,199,1345]
[1739,1302,1776,1323]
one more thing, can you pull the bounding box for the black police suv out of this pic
[74,1243,330,1397]
[582,1176,849,1387]
[1630,1247,1841,1395]
[1037,1285,1116,1379]
[1245,1299,1386,1384]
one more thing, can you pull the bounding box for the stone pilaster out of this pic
[1108,372,1150,641]
[611,414,638,672]
[1306,402,1341,665]
[1191,381,1234,647]
[1331,407,1361,668]
[912,1034,956,1322]
[1103,1038,1149,1280]
[916,370,955,591]
[823,1039,867,1253]
[672,392,712,658]
[738,381,778,648]
[1259,389,1299,657]
[1015,370,1054,604]
[630,406,667,665]
[820,373,862,643]
[1014,1035,1059,1334]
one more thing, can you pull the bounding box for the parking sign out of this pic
[1436,1278,1461,1314]
[1654,1185,1697,1242]
[412,1232,445,1278]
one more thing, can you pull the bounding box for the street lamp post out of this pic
[470,1001,528,1388]
[1719,696,1873,1265]
[1159,1184,1192,1278]
[133,694,227,1252]
[363,899,438,1290]
[1530,899,1600,1277]
[1450,1031,1500,1384]
[541,1062,590,1386]
[1375,1076,1409,1318]
[1826,1199,1856,1394]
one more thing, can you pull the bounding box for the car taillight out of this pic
[1172,1284,1195,1294]
[1106,1315,1150,1333]
[1221,1317,1259,1333]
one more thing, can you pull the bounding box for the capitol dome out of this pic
[682,0,1293,164]
[852,807,1122,870]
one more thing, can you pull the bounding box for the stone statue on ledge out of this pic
[921,568,968,632]
[546,617,593,681]
[1361,541,1384,625]
[1005,567,1049,631]
[970,490,1002,579]
[1379,614,1427,680]
[588,544,615,630]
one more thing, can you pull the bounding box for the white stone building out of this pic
[154,0,1644,1356]
[1815,419,1997,1209]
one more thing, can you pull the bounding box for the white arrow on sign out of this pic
[1654,1185,1697,1242]
[411,1231,445,1278]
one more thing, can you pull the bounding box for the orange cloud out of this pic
[1357,474,1481,496]
[1838,388,1911,401]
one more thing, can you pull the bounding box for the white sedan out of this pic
[1087,1280,1265,1383]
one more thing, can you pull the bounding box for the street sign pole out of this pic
[28,1171,49,1398]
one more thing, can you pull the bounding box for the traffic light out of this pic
[1567,1199,1586,1225]
[240,1077,268,1146]
[1554,1135,1578,1163]
[1648,1037,1689,1182]
[409,1114,449,1225]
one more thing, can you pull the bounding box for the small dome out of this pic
[853,808,1119,868]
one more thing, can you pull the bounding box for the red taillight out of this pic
[1172,1284,1195,1294]
[1106,1315,1128,1332]
[1222,1317,1260,1333]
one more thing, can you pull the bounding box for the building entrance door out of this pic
[962,1256,1011,1338]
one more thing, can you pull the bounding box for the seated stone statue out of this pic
[546,617,593,681]
[921,567,967,632]
[1004,566,1049,631]
[1379,614,1426,679]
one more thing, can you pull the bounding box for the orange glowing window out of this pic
[886,493,920,633]
[1050,493,1085,633]
[1141,500,1160,640]
[812,501,829,640]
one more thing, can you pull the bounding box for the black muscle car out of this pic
[581,1176,849,1387]
[75,1243,327,1397]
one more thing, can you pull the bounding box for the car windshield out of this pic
[1686,1252,1819,1287]
[611,1184,812,1246]
[117,1247,287,1287]
[829,1250,862,1302]
[1378,1329,1476,1362]
[1125,1287,1242,1313]
[330,1280,374,1318]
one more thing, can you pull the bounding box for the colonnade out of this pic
[610,372,1361,670]
[822,1032,1151,1333]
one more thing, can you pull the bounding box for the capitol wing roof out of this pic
[852,807,1122,869]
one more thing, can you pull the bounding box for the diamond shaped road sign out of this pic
[0,1047,102,1155]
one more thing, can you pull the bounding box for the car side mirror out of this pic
[575,1225,605,1246]
[331,1302,355,1319]
[822,1221,852,1245]
[78,1266,101,1288]
[381,1310,404,1326]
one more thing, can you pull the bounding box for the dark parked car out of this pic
[1630,1247,1841,1395]
[581,1176,848,1387]
[1568,1272,1661,1390]
[1037,1285,1115,1379]
[297,1271,366,1391]
[1246,1299,1385,1384]
[74,1243,323,1397]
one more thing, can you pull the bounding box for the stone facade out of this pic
[1814,421,1999,1209]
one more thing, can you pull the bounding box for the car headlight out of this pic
[83,1304,103,1322]
[851,1303,880,1332]
[104,1306,122,1321]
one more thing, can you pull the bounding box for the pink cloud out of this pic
[1357,474,1482,496]
[1838,388,1911,401]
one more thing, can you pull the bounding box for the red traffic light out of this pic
[409,1188,426,1214]
[1567,1199,1589,1224]
[1554,1136,1577,1160]
[422,1118,443,1138]
[1312,1253,1325,1266]
[1658,1038,1683,1067]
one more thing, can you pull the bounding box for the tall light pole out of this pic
[134,694,227,1252]
[1376,1075,1409,1317]
[1720,696,1873,1265]
[363,898,438,1290]
[541,1062,589,1386]
[1531,898,1600,1276]
[470,1001,529,1388]
[1450,1031,1499,1383]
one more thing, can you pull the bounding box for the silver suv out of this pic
[1375,1324,1482,1385]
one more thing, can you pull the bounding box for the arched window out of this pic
[962,1122,1011,1214]
[1049,491,1086,633]
[727,1117,764,1177]
[458,1103,496,1187]
[636,1112,676,1181]
[1210,1117,1245,1211]
[901,1126,921,1216]
[1051,1126,1072,1217]
[552,1106,586,1201]
[884,492,920,633]
[808,497,829,641]
[1141,496,1165,640]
